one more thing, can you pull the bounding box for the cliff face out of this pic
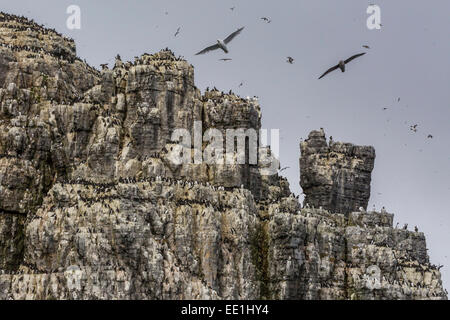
[0,12,447,300]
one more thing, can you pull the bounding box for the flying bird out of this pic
[195,27,245,55]
[362,45,370,49]
[219,58,232,61]
[174,27,181,37]
[261,17,271,23]
[287,56,294,64]
[238,82,244,88]
[230,6,235,11]
[279,167,290,172]
[427,134,433,139]
[318,52,366,79]
[410,124,418,133]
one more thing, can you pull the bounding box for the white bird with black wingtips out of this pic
[195,27,245,55]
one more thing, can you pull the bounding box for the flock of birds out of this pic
[0,12,65,38]
[193,24,367,80]
[181,9,435,141]
[53,176,267,215]
[52,176,422,238]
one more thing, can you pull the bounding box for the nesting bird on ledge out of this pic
[195,27,244,55]
[318,52,366,79]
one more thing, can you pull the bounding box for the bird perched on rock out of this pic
[318,52,366,79]
[195,27,245,55]
[414,226,419,232]
[114,54,123,69]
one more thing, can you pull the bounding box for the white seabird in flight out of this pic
[195,27,245,55]
[318,52,366,79]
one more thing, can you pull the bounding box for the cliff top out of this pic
[0,11,70,40]
[301,129,375,158]
[0,11,76,61]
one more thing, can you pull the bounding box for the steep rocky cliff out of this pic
[0,12,446,300]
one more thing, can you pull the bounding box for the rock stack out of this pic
[300,129,375,214]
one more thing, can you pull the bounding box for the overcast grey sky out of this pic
[2,0,449,289]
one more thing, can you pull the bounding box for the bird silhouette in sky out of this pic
[318,53,366,79]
